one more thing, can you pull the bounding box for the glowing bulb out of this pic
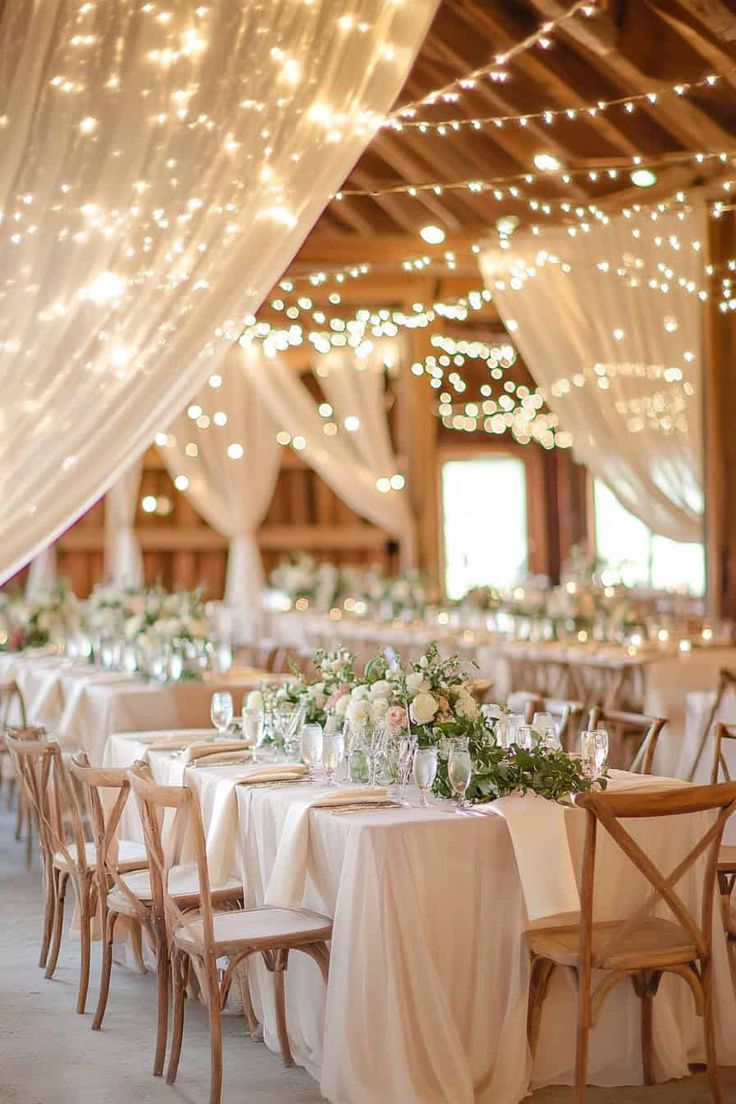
[213,411,228,426]
[631,168,657,188]
[227,442,244,459]
[174,475,189,491]
[496,214,520,236]
[419,224,446,245]
[141,495,157,513]
[343,415,360,431]
[85,270,126,304]
[533,153,562,172]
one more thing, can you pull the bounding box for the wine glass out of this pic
[301,723,323,781]
[210,691,233,740]
[343,719,362,784]
[322,733,344,786]
[396,731,418,805]
[581,729,609,779]
[516,724,535,751]
[447,742,473,813]
[533,711,561,750]
[242,707,265,761]
[365,726,387,787]
[506,713,526,746]
[413,747,438,807]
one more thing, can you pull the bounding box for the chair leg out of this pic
[92,909,119,1031]
[45,871,67,979]
[701,959,724,1104]
[38,860,55,969]
[273,951,293,1068]
[527,957,555,1060]
[574,967,591,1104]
[206,962,224,1104]
[153,924,170,1077]
[236,958,262,1040]
[76,878,93,1014]
[640,991,655,1086]
[25,798,33,868]
[130,920,146,974]
[167,954,189,1087]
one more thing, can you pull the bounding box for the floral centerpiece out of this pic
[0,581,80,650]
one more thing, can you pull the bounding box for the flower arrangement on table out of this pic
[275,642,601,803]
[0,581,80,650]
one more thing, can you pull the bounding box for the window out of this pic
[593,479,704,595]
[441,456,528,599]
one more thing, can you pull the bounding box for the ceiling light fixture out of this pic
[419,224,446,244]
[630,168,657,188]
[533,152,562,172]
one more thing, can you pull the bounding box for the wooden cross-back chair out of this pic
[509,692,584,750]
[688,668,736,782]
[587,706,666,775]
[70,754,243,1076]
[1,682,32,862]
[127,762,333,1104]
[526,782,736,1103]
[5,733,147,1015]
[711,724,736,941]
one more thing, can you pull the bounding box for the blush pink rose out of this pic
[385,705,408,732]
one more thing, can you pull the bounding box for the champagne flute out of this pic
[322,733,344,786]
[242,707,265,761]
[365,726,386,787]
[413,747,438,807]
[301,723,323,781]
[447,741,473,812]
[210,691,233,741]
[581,729,609,779]
[397,731,418,805]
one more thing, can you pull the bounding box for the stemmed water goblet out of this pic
[396,731,418,805]
[365,726,387,787]
[210,691,233,741]
[516,724,535,751]
[580,728,609,779]
[301,723,323,781]
[322,732,344,786]
[447,739,473,812]
[533,711,561,750]
[242,706,265,761]
[413,746,438,807]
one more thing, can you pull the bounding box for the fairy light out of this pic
[382,68,728,134]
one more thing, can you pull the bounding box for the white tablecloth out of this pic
[1,653,276,763]
[105,731,736,1104]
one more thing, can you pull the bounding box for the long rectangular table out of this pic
[105,730,736,1104]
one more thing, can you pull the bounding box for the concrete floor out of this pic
[1,805,734,1104]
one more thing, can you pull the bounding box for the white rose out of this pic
[410,691,438,725]
[369,679,391,699]
[311,686,325,709]
[406,671,429,694]
[351,685,371,701]
[455,690,478,721]
[370,698,389,724]
[245,690,263,711]
[418,655,429,669]
[334,693,350,717]
[346,699,371,727]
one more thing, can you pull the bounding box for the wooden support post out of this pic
[704,209,736,618]
[396,329,440,578]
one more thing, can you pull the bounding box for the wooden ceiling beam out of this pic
[646,0,736,93]
[527,0,735,149]
[343,168,422,234]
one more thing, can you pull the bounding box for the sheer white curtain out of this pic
[480,202,706,542]
[25,546,58,597]
[240,342,415,560]
[104,460,144,587]
[0,0,438,583]
[160,348,281,609]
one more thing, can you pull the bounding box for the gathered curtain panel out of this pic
[239,342,416,562]
[0,0,438,583]
[104,460,144,588]
[480,201,706,543]
[25,545,58,598]
[160,348,281,609]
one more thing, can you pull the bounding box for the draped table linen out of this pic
[103,731,736,1104]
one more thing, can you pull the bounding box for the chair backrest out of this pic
[574,782,736,971]
[1,680,27,728]
[509,691,583,746]
[587,706,666,775]
[69,752,148,917]
[5,731,89,870]
[711,723,736,784]
[127,762,214,950]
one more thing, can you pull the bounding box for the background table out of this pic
[105,731,736,1104]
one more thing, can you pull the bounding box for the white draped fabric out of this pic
[104,461,144,588]
[481,203,706,542]
[25,546,58,597]
[160,349,281,609]
[240,343,415,559]
[0,0,438,583]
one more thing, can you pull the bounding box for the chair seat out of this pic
[718,844,736,872]
[174,906,332,955]
[108,862,242,915]
[53,839,147,874]
[527,916,698,971]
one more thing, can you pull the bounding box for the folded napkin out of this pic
[265,787,388,908]
[488,793,580,923]
[237,764,307,785]
[184,741,253,764]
